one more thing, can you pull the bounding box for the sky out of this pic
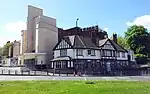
[0,0,150,47]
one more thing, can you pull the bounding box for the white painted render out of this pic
[54,49,128,60]
[117,52,128,60]
[53,39,131,60]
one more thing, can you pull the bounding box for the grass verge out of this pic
[0,80,150,94]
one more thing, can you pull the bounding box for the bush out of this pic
[134,54,147,58]
[135,54,148,64]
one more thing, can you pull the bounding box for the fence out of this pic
[0,69,149,76]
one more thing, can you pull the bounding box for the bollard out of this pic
[67,73,68,76]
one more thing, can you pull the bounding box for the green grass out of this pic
[0,81,150,94]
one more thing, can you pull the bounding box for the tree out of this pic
[125,25,150,55]
[2,41,13,58]
[117,35,129,49]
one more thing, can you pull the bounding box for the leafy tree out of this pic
[0,47,2,56]
[110,34,129,49]
[117,35,129,49]
[2,41,13,58]
[125,25,150,56]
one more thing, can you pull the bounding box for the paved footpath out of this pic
[1,75,150,81]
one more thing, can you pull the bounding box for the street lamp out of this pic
[75,18,79,75]
[76,18,79,27]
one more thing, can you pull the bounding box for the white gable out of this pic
[68,35,75,45]
[102,41,115,50]
[56,40,71,49]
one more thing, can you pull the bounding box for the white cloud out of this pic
[126,15,150,30]
[4,21,26,32]
[104,28,108,32]
[0,21,26,47]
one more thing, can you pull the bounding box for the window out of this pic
[117,52,120,57]
[88,50,95,56]
[122,52,126,58]
[112,51,115,57]
[104,50,111,56]
[76,49,83,56]
[88,50,91,55]
[41,61,43,64]
[91,50,95,56]
[54,61,68,68]
[60,49,67,56]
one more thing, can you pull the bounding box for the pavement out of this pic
[0,75,150,81]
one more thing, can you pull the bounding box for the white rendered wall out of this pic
[117,52,128,60]
[74,49,100,59]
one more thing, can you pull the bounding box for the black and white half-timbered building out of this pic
[51,35,135,75]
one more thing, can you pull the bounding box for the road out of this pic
[0,75,150,81]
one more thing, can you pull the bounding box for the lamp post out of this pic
[76,18,79,75]
[76,18,79,27]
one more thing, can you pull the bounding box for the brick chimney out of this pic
[113,33,117,43]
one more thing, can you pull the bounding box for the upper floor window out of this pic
[104,50,111,56]
[88,50,95,56]
[76,49,83,56]
[117,52,120,57]
[112,51,115,57]
[122,52,126,58]
[60,49,67,56]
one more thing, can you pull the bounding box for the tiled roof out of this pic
[54,35,127,52]
[64,35,98,49]
[99,38,108,47]
[110,40,127,52]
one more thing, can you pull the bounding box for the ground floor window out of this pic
[24,59,36,65]
[52,61,73,69]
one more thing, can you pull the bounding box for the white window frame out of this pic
[117,52,120,57]
[88,49,95,56]
[76,49,83,56]
[60,49,67,56]
[104,50,111,56]
[122,52,126,58]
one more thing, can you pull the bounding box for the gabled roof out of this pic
[110,40,127,52]
[53,35,127,52]
[98,38,127,52]
[53,35,98,50]
[99,38,108,47]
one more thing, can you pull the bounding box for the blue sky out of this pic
[0,0,150,46]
